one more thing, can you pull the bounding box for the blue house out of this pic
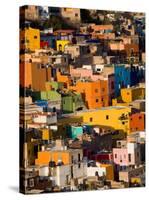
[40,33,58,49]
[114,64,145,97]
[34,100,49,112]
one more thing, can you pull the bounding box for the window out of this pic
[66,175,69,184]
[128,154,131,162]
[25,39,29,43]
[95,89,98,93]
[29,179,34,187]
[122,122,125,125]
[59,44,62,51]
[96,99,99,103]
[101,98,104,102]
[21,39,25,44]
[127,92,130,95]
[90,117,93,122]
[139,116,142,120]
[71,166,73,178]
[78,154,81,168]
[118,141,121,146]
[115,154,117,158]
[75,13,78,17]
[71,156,73,163]
[130,48,134,56]
[97,68,101,72]
[102,88,105,92]
[78,153,81,161]
[106,115,109,120]
[111,81,114,89]
[34,36,37,39]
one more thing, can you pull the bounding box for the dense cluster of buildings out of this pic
[19,6,145,194]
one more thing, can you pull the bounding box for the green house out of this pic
[46,81,64,91]
[62,92,85,114]
[32,90,61,101]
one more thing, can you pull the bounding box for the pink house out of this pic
[113,148,129,166]
[113,142,141,167]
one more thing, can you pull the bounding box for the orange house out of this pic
[124,44,139,57]
[31,63,51,91]
[56,71,71,88]
[70,80,109,109]
[91,24,114,32]
[91,24,115,40]
[35,151,70,165]
[130,112,145,132]
[20,62,32,88]
[20,62,51,91]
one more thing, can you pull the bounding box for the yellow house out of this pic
[100,164,114,180]
[121,87,145,103]
[76,106,131,134]
[112,99,129,107]
[23,142,40,167]
[20,27,40,51]
[40,128,53,140]
[56,40,70,52]
[131,177,142,184]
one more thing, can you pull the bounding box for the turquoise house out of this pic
[67,126,83,139]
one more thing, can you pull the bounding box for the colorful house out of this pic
[60,8,81,23]
[20,27,40,51]
[35,146,83,166]
[62,92,85,113]
[56,72,71,88]
[20,62,51,90]
[20,62,32,88]
[129,112,145,132]
[121,87,145,103]
[70,66,115,105]
[54,29,75,41]
[76,106,131,134]
[34,100,49,112]
[87,162,114,181]
[32,63,51,91]
[40,128,53,140]
[40,33,57,49]
[91,152,113,163]
[66,125,83,139]
[20,5,39,21]
[56,40,70,52]
[33,90,61,101]
[40,41,48,49]
[113,141,141,168]
[45,81,64,91]
[70,80,109,109]
[91,24,114,33]
[114,64,145,97]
